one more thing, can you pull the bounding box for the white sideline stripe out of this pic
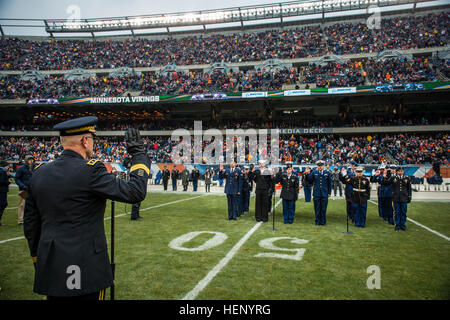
[182,198,283,300]
[367,200,449,241]
[104,194,207,220]
[0,194,208,244]
[0,236,25,244]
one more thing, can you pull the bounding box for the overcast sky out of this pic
[0,0,295,19]
[0,0,297,36]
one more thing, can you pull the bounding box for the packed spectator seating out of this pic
[0,12,448,71]
[1,133,448,166]
[0,56,448,99]
[0,67,299,99]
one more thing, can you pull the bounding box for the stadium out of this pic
[0,0,449,308]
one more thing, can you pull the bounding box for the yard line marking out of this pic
[405,217,450,241]
[368,200,449,241]
[104,194,207,220]
[182,198,283,300]
[0,236,25,244]
[0,194,208,244]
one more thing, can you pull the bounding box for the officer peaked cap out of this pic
[53,116,98,136]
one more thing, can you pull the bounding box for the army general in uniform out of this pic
[23,116,150,300]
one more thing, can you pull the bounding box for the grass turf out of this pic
[0,185,449,300]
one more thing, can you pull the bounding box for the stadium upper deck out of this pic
[0,8,448,72]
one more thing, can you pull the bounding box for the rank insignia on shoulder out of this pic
[33,163,44,171]
[87,159,102,166]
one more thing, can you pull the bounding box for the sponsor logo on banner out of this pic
[242,92,268,98]
[284,89,311,96]
[328,87,357,94]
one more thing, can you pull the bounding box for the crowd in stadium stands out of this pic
[1,133,447,166]
[0,114,448,132]
[0,56,448,99]
[302,60,366,88]
[0,67,299,99]
[301,57,442,88]
[0,13,448,71]
[364,57,438,85]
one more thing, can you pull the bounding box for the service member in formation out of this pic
[23,116,150,300]
[304,160,332,226]
[340,166,371,228]
[251,160,275,223]
[181,167,190,191]
[301,166,313,202]
[371,165,385,220]
[191,166,200,192]
[340,161,356,224]
[383,167,412,231]
[171,167,179,191]
[219,161,243,221]
[241,166,252,215]
[162,166,170,190]
[275,164,299,224]
[375,165,395,225]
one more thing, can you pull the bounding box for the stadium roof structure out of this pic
[0,0,447,38]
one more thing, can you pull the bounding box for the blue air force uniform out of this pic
[376,166,395,225]
[275,167,299,224]
[370,165,385,219]
[219,167,243,220]
[305,161,332,225]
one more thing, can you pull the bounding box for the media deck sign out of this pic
[278,128,333,134]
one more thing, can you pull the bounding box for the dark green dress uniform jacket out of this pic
[23,150,150,297]
[276,173,299,201]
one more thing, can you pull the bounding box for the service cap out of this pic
[53,116,98,136]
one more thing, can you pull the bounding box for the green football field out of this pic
[0,185,449,300]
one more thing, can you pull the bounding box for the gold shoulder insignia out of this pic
[87,159,102,166]
[33,163,44,171]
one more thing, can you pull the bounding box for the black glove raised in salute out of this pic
[125,128,145,157]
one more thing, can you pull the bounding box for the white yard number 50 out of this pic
[169,232,308,261]
[255,237,309,261]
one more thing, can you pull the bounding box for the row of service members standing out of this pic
[10,111,412,302]
[218,160,413,230]
[371,165,412,231]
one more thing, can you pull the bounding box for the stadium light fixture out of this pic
[40,0,441,35]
